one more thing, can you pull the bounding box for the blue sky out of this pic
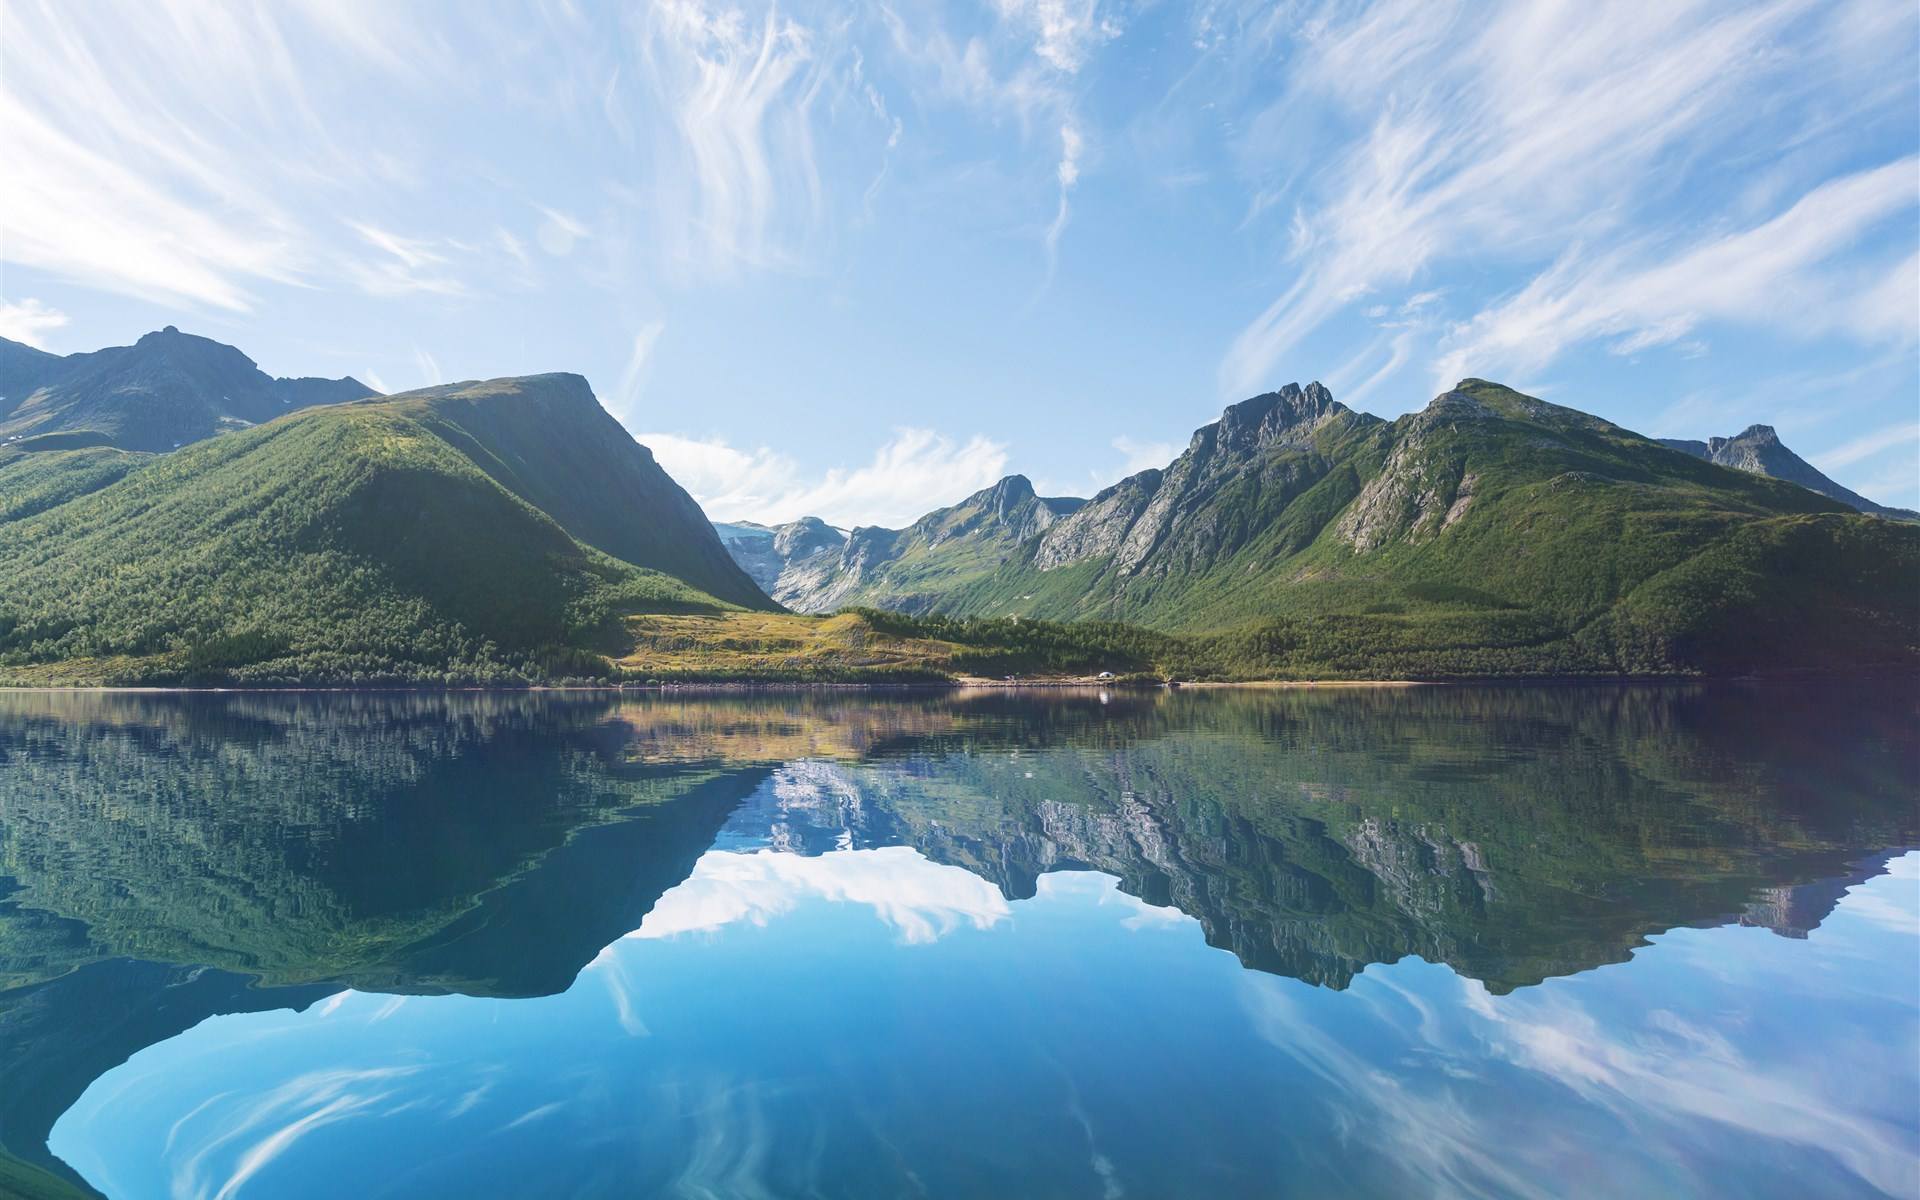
[2,0,1916,526]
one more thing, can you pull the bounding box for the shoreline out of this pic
[0,674,1860,696]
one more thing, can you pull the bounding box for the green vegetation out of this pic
[0,443,148,523]
[0,378,763,685]
[608,608,1188,681]
[1,368,1912,685]
[849,381,1919,677]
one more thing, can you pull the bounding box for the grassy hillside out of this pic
[911,381,1920,677]
[609,608,1186,681]
[370,376,769,609]
[0,380,759,685]
[2,369,1910,685]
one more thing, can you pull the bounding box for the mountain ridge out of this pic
[727,381,1913,620]
[1656,423,1916,519]
[717,378,1917,677]
[0,327,377,452]
[0,371,774,684]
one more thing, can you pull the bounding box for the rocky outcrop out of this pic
[713,518,848,600]
[713,476,1085,614]
[1035,382,1372,574]
[1658,424,1917,519]
[1335,390,1484,552]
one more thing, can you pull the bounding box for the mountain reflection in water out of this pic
[0,685,1912,1199]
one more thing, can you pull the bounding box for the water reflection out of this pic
[0,684,1912,1198]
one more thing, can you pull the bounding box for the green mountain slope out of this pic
[361,376,769,609]
[0,326,376,452]
[0,376,774,684]
[0,442,149,523]
[834,381,1919,676]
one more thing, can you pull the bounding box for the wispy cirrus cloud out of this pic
[637,425,1009,527]
[1813,421,1920,472]
[632,0,836,276]
[612,319,668,422]
[881,0,1114,277]
[0,88,299,311]
[1217,0,1919,397]
[0,1,408,311]
[0,2,491,313]
[344,223,468,297]
[1432,158,1920,386]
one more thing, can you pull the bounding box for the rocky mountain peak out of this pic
[981,474,1037,511]
[136,324,246,357]
[1203,381,1344,457]
[774,516,845,558]
[1712,424,1779,451]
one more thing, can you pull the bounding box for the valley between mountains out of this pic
[1,328,1913,686]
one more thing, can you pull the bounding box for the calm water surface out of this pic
[0,686,1914,1199]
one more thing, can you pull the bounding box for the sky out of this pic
[1,0,1916,527]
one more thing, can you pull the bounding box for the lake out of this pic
[0,685,1914,1199]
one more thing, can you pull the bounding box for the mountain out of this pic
[715,475,1085,612]
[1657,424,1917,519]
[0,326,377,452]
[372,376,767,609]
[0,373,774,685]
[712,517,849,603]
[739,380,1916,676]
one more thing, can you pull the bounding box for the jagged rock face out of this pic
[0,327,376,452]
[713,476,1085,614]
[1658,425,1916,519]
[712,518,851,600]
[1036,381,1369,574]
[1032,470,1160,570]
[711,522,784,593]
[924,474,1081,546]
[774,515,844,559]
[1335,390,1488,553]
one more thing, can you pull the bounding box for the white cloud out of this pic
[637,426,1009,527]
[634,0,831,275]
[1219,0,1915,396]
[992,0,1120,73]
[1813,421,1920,471]
[164,1066,419,1200]
[413,347,443,387]
[1433,158,1920,385]
[1043,121,1086,273]
[0,2,424,311]
[880,4,1088,270]
[0,88,297,311]
[613,320,667,421]
[631,846,1010,945]
[0,298,70,349]
[344,222,467,297]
